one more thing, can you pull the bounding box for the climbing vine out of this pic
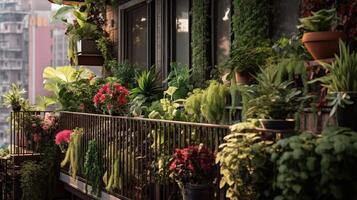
[191,0,209,88]
[231,0,270,49]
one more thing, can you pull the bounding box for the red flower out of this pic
[99,94,107,103]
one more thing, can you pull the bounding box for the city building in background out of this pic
[0,0,29,144]
[0,0,68,145]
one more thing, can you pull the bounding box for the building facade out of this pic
[0,0,29,144]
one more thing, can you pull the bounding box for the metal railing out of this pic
[58,111,230,200]
[7,110,334,200]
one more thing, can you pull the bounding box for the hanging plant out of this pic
[191,0,209,88]
[61,128,84,178]
[84,140,102,197]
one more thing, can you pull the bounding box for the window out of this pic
[121,1,155,69]
[173,0,190,65]
[215,0,231,65]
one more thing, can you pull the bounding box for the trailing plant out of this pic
[309,41,357,116]
[191,0,209,88]
[216,121,275,200]
[165,62,193,100]
[184,89,204,123]
[103,144,135,192]
[53,0,110,66]
[20,161,46,200]
[61,128,84,178]
[240,67,305,119]
[2,84,26,111]
[109,60,136,89]
[200,81,229,124]
[298,8,339,33]
[84,140,102,197]
[184,81,229,124]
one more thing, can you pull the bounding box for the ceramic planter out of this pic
[77,39,104,66]
[302,31,346,60]
[259,119,296,131]
[182,183,213,200]
[235,71,252,85]
[336,92,357,132]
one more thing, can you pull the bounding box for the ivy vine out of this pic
[191,0,209,88]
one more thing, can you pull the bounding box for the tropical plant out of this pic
[42,66,94,110]
[109,60,136,88]
[131,68,162,102]
[223,46,274,77]
[93,82,130,115]
[240,67,304,119]
[165,62,193,99]
[216,121,275,200]
[148,87,187,121]
[2,84,26,111]
[298,8,339,32]
[53,0,109,65]
[20,161,46,200]
[309,41,357,116]
[169,144,215,188]
[61,128,84,178]
[84,140,102,197]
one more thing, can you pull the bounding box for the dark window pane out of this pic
[126,4,148,69]
[216,0,231,64]
[175,0,189,65]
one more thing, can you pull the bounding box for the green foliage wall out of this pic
[231,0,270,49]
[191,0,209,88]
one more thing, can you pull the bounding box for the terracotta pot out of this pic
[302,31,346,60]
[235,71,252,85]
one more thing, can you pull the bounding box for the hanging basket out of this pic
[77,39,104,66]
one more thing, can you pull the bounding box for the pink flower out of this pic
[32,123,37,128]
[55,130,73,145]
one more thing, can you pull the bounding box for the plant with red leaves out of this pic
[169,144,216,186]
[93,82,129,115]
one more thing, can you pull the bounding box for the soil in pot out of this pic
[259,119,296,131]
[302,31,346,60]
[336,92,357,132]
[182,183,213,200]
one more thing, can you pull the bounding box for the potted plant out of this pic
[93,82,130,115]
[169,144,216,200]
[222,46,273,85]
[240,67,305,131]
[310,41,357,131]
[2,84,26,112]
[299,8,346,60]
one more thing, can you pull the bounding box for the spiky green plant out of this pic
[298,8,339,32]
[131,68,162,102]
[2,84,26,111]
[310,41,357,116]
